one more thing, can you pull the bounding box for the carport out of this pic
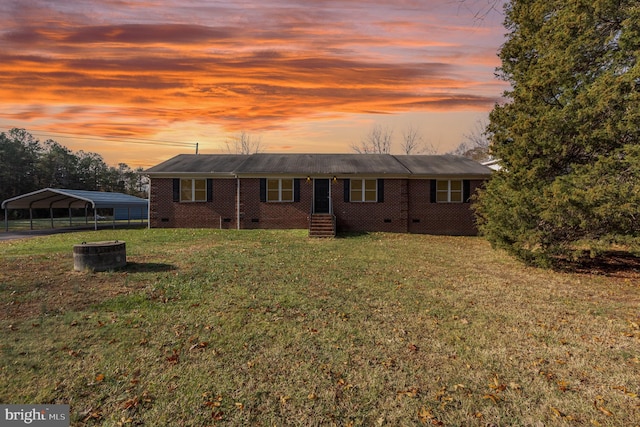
[2,188,148,231]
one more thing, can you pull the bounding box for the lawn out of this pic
[1,229,638,426]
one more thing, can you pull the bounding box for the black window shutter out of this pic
[260,178,267,202]
[377,179,384,202]
[344,179,350,202]
[294,178,300,202]
[463,179,470,203]
[173,179,180,202]
[207,179,213,202]
[430,179,437,203]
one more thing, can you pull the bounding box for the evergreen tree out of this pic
[0,129,42,201]
[475,0,640,265]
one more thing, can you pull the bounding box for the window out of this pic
[436,180,463,203]
[267,178,294,202]
[180,178,207,202]
[351,179,377,202]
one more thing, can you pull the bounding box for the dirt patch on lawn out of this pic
[1,255,175,322]
[557,251,640,279]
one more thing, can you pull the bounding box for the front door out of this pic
[313,179,330,213]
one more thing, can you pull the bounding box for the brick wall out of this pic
[150,176,485,235]
[406,179,482,236]
[150,178,238,229]
[332,179,408,233]
[239,178,310,229]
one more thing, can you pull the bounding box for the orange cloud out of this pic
[0,0,507,166]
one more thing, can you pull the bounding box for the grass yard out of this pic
[1,229,639,426]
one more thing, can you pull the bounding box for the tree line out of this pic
[0,128,147,204]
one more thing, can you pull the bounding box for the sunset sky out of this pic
[0,0,507,168]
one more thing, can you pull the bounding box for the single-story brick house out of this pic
[144,153,492,236]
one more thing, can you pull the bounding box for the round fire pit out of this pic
[73,241,126,272]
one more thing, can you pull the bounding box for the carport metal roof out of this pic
[2,188,148,231]
[2,188,148,209]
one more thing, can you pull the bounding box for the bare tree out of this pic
[225,130,263,154]
[351,125,393,154]
[450,119,491,161]
[457,0,503,22]
[400,125,436,155]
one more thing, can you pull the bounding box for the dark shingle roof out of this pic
[144,154,250,174]
[394,155,493,176]
[144,153,492,177]
[237,154,411,175]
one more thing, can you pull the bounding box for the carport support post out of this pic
[50,206,54,229]
[4,207,7,232]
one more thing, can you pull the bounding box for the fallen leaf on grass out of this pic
[489,376,507,392]
[595,404,613,416]
[483,394,501,404]
[189,342,208,351]
[166,349,180,365]
[557,379,572,392]
[81,409,103,422]
[122,398,138,410]
[539,370,556,381]
[417,407,437,424]
[95,374,105,382]
[122,392,154,410]
[611,385,639,398]
[397,387,420,398]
